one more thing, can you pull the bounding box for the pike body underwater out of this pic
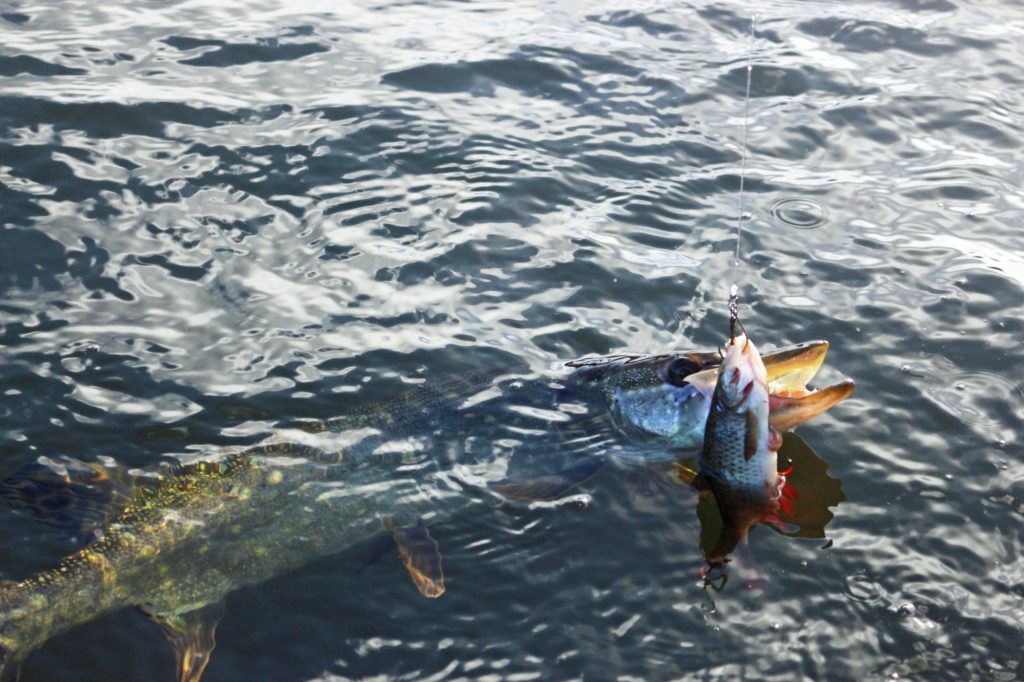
[0,1,1021,680]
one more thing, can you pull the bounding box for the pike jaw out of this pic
[573,339,854,451]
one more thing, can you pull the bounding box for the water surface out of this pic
[1,0,1022,680]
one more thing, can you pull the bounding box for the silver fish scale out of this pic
[700,397,759,489]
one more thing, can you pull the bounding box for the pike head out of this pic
[567,340,853,451]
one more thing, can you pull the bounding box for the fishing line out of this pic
[729,13,757,341]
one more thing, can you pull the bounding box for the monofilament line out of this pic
[729,13,756,340]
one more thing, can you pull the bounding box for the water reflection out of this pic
[4,0,1024,678]
[681,433,845,589]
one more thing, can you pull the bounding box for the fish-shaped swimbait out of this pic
[0,342,851,681]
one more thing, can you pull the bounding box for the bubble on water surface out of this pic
[769,197,830,229]
[843,572,883,603]
[925,370,1017,436]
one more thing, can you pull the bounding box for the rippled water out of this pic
[2,0,1023,680]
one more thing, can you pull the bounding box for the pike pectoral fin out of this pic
[769,380,855,433]
[633,461,695,488]
[393,521,445,599]
[674,463,698,487]
[492,457,604,502]
[148,600,225,682]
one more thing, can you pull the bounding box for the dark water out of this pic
[1,0,1022,680]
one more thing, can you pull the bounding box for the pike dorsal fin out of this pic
[146,600,225,682]
[0,456,148,544]
[391,520,445,598]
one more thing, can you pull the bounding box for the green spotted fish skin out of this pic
[0,444,363,670]
[0,436,499,679]
[0,358,707,677]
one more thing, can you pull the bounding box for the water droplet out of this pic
[769,197,829,229]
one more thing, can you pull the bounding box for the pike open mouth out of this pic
[761,340,854,431]
[685,339,853,430]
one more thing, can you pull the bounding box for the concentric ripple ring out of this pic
[769,197,830,229]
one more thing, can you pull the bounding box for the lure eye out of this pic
[665,357,702,386]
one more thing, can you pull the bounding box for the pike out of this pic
[0,342,851,681]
